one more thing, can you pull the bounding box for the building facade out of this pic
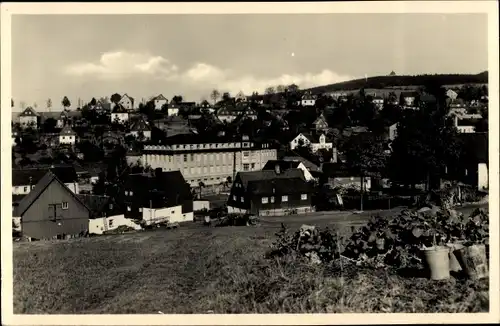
[142,135,278,187]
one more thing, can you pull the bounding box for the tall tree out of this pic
[11,98,14,108]
[265,86,275,95]
[90,97,97,106]
[62,96,71,110]
[110,93,122,104]
[171,95,183,104]
[47,98,52,110]
[210,89,220,105]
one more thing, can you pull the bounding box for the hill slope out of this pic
[307,71,488,94]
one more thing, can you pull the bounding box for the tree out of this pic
[62,96,71,110]
[92,172,106,195]
[11,98,14,108]
[171,95,183,104]
[90,97,97,106]
[276,85,286,93]
[47,98,52,110]
[42,118,57,133]
[388,108,461,191]
[210,89,220,105]
[222,92,231,102]
[341,133,387,210]
[110,93,122,104]
[265,86,275,95]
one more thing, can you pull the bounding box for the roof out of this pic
[16,171,89,217]
[59,125,76,136]
[120,94,135,104]
[130,119,151,131]
[420,94,437,103]
[262,160,302,172]
[111,103,128,113]
[401,91,419,98]
[246,177,313,196]
[19,107,39,117]
[12,165,78,186]
[282,156,321,172]
[155,94,168,101]
[321,162,362,178]
[457,118,481,126]
[237,168,305,189]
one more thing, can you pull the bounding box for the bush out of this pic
[216,214,259,227]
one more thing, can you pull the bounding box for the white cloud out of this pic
[65,51,354,95]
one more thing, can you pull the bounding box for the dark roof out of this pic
[457,118,480,126]
[111,104,128,113]
[401,91,419,98]
[262,160,301,172]
[238,168,305,189]
[12,165,78,186]
[130,119,151,131]
[282,156,321,172]
[420,94,437,103]
[59,125,76,135]
[16,171,89,217]
[247,177,313,196]
[19,107,39,117]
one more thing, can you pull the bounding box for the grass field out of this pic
[13,205,489,314]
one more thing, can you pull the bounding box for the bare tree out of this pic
[47,98,52,110]
[210,89,220,105]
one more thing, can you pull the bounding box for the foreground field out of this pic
[13,206,489,314]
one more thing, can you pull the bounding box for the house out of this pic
[282,156,322,175]
[122,169,194,225]
[110,104,129,124]
[129,118,152,140]
[153,94,168,110]
[387,122,398,141]
[12,165,79,196]
[300,92,317,106]
[262,160,315,182]
[226,167,315,216]
[166,103,180,116]
[216,106,239,123]
[442,132,488,191]
[142,134,277,189]
[58,110,82,128]
[78,194,142,235]
[372,96,384,110]
[15,171,91,240]
[320,162,372,191]
[400,91,419,108]
[119,94,135,110]
[200,101,215,114]
[454,116,482,133]
[18,107,39,129]
[446,89,458,100]
[289,133,333,153]
[312,113,329,132]
[59,125,77,145]
[235,91,247,102]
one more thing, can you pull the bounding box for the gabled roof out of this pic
[60,125,76,136]
[130,119,151,131]
[155,94,168,101]
[246,177,313,196]
[12,165,78,186]
[313,114,328,126]
[282,156,321,172]
[401,91,419,98]
[16,171,89,217]
[120,93,135,104]
[19,107,39,117]
[262,160,302,172]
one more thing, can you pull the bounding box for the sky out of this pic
[11,13,488,111]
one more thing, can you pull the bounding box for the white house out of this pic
[153,94,168,110]
[300,92,317,106]
[111,104,130,124]
[167,103,180,117]
[18,107,39,129]
[454,116,481,133]
[372,96,384,110]
[59,125,77,145]
[290,133,333,153]
[446,89,458,100]
[89,214,142,235]
[129,119,152,140]
[140,204,194,225]
[119,94,135,110]
[235,91,247,102]
[400,92,418,107]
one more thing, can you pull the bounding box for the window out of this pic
[125,190,129,196]
[171,210,175,214]
[109,203,113,209]
[190,154,195,161]
[183,154,187,162]
[270,196,275,203]
[243,163,250,171]
[24,186,28,192]
[139,207,143,212]
[127,206,131,211]
[261,197,268,204]
[301,194,308,200]
[251,163,256,169]
[240,197,244,203]
[282,195,288,202]
[62,202,69,210]
[108,219,114,227]
[243,151,250,157]
[233,195,237,201]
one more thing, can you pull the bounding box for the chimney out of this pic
[275,163,281,175]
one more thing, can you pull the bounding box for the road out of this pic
[258,203,488,229]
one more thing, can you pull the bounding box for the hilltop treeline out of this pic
[307,71,488,93]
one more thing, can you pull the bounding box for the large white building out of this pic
[142,134,278,188]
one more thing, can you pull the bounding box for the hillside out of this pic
[307,71,488,94]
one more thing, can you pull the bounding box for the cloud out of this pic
[65,51,354,95]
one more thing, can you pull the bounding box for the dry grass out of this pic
[13,220,489,314]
